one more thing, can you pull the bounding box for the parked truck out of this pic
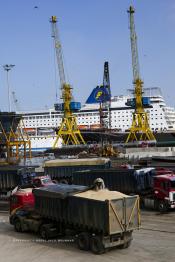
[10,183,140,254]
[72,168,175,212]
[43,158,110,184]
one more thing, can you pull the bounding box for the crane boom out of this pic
[51,16,66,88]
[128,6,143,114]
[128,6,140,82]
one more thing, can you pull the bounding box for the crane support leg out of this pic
[53,116,85,148]
[126,111,155,143]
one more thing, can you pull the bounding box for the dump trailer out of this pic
[10,184,140,254]
[43,158,110,183]
[73,168,154,195]
[73,168,175,212]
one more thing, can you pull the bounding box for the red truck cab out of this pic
[154,174,175,211]
[10,175,55,213]
[10,188,35,213]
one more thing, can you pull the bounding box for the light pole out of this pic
[3,64,15,112]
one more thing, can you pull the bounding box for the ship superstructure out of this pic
[17,87,175,150]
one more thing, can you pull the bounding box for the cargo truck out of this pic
[10,183,140,254]
[43,158,110,184]
[73,168,175,212]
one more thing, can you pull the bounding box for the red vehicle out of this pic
[10,175,55,213]
[141,173,175,212]
[152,174,175,211]
[10,188,34,213]
[155,167,173,176]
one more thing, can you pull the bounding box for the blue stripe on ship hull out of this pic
[29,147,52,151]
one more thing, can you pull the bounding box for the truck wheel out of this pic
[158,200,168,213]
[77,232,90,251]
[39,225,48,240]
[14,218,22,233]
[90,236,105,254]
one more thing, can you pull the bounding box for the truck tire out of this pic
[77,232,90,251]
[157,200,168,213]
[90,236,105,255]
[39,225,49,240]
[14,218,22,233]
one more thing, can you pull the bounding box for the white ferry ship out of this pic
[18,87,175,151]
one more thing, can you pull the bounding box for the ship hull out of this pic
[28,130,175,152]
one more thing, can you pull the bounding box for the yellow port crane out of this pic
[50,16,85,147]
[125,6,156,143]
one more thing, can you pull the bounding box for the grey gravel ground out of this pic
[0,210,174,262]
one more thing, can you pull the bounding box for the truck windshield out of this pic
[42,178,52,184]
[170,181,175,189]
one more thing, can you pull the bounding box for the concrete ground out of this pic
[0,210,174,262]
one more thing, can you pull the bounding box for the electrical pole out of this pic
[3,64,15,112]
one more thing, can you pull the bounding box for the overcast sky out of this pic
[0,0,175,111]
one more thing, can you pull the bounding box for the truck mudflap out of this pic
[107,196,140,235]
